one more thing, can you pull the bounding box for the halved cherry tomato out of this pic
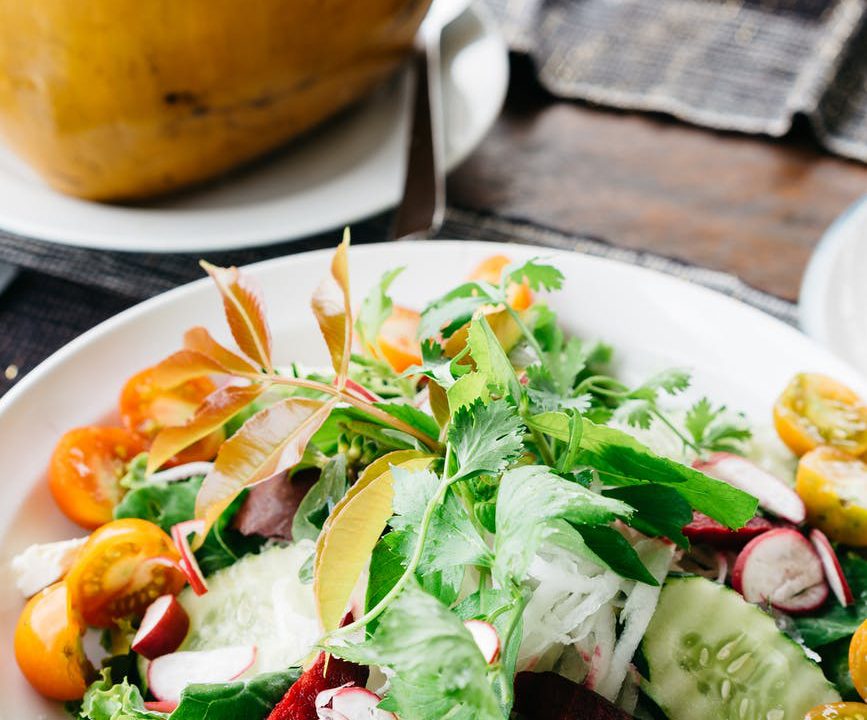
[14,582,93,700]
[376,306,423,374]
[65,518,186,627]
[806,703,867,719]
[852,619,867,702]
[774,374,867,457]
[468,254,533,311]
[796,447,867,546]
[49,426,147,529]
[119,366,223,465]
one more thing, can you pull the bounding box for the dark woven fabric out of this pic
[483,0,867,162]
[0,207,796,399]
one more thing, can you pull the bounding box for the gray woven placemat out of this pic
[484,0,867,162]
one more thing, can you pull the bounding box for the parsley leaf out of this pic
[328,581,505,720]
[503,259,564,292]
[355,267,404,352]
[448,399,525,481]
[684,397,752,453]
[493,465,633,585]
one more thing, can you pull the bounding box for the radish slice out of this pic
[732,528,828,613]
[810,528,854,607]
[693,453,806,524]
[330,687,395,720]
[464,619,500,664]
[171,519,208,595]
[148,645,256,703]
[131,595,190,660]
[144,700,178,713]
[315,683,354,711]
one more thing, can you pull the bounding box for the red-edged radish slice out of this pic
[148,645,256,703]
[144,700,178,713]
[171,519,208,595]
[732,528,828,613]
[682,512,776,549]
[693,453,806,524]
[464,619,500,664]
[315,683,354,711]
[810,528,854,607]
[330,687,395,720]
[131,594,190,660]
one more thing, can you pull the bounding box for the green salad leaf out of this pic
[291,453,349,542]
[796,553,867,648]
[170,668,300,720]
[448,399,525,481]
[74,671,163,720]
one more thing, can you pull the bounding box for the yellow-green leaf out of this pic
[313,453,433,632]
[311,229,352,382]
[428,381,451,428]
[201,261,273,373]
[194,396,334,538]
[147,383,267,473]
[447,372,490,415]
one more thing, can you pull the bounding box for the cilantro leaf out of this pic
[685,397,752,452]
[355,267,404,351]
[404,339,469,389]
[419,283,488,340]
[614,398,655,430]
[503,259,564,292]
[640,368,691,396]
[389,465,492,573]
[493,465,633,584]
[328,581,505,720]
[448,399,525,481]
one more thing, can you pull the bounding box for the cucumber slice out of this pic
[140,542,319,681]
[642,576,839,719]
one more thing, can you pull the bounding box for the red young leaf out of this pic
[149,350,227,390]
[184,326,258,375]
[201,261,273,373]
[194,396,335,536]
[147,383,267,473]
[311,229,352,383]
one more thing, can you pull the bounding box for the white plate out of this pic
[2,240,865,717]
[800,195,867,375]
[0,4,507,253]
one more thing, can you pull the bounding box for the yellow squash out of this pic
[0,0,429,200]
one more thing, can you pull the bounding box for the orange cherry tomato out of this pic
[796,447,867,546]
[14,582,93,700]
[65,518,186,628]
[119,366,223,466]
[49,426,147,530]
[805,703,867,719]
[851,619,867,701]
[376,306,423,374]
[774,373,867,457]
[468,254,533,311]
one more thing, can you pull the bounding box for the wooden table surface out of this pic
[449,58,867,303]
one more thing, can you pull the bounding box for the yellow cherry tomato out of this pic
[805,703,867,719]
[797,447,867,546]
[65,518,186,627]
[14,582,93,701]
[852,619,867,702]
[774,374,867,457]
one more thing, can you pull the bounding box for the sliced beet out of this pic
[683,511,775,549]
[232,470,317,541]
[266,652,369,720]
[513,671,632,719]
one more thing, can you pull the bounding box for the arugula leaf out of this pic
[355,267,404,351]
[796,553,867,648]
[292,454,349,542]
[448,399,525,481]
[685,397,752,453]
[171,668,300,719]
[493,465,632,585]
[467,316,521,400]
[194,490,265,576]
[574,524,657,585]
[114,476,201,532]
[602,484,691,547]
[390,465,492,573]
[419,283,488,340]
[502,259,564,292]
[328,581,505,720]
[75,671,163,720]
[527,412,758,529]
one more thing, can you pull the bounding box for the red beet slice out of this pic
[513,671,632,719]
[683,512,775,549]
[266,653,369,720]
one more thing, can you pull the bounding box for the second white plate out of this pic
[0,4,508,253]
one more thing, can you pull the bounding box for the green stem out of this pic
[529,424,556,467]
[574,375,629,396]
[650,408,701,454]
[497,588,530,710]
[326,446,455,642]
[503,304,546,362]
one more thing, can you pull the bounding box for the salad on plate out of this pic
[12,234,867,720]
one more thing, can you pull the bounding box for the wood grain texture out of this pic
[448,58,867,301]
